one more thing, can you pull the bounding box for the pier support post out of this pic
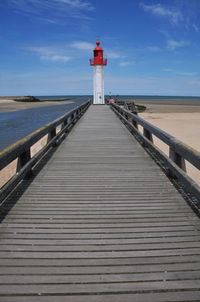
[169,148,186,172]
[48,129,56,142]
[143,129,153,143]
[17,149,32,178]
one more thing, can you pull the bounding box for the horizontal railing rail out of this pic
[0,100,91,204]
[110,102,200,207]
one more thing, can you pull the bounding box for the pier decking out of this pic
[0,105,200,301]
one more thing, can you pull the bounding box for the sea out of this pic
[0,94,200,151]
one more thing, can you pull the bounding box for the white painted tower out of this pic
[90,41,107,105]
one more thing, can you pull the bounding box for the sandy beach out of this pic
[140,103,200,185]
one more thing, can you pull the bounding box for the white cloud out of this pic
[167,40,189,51]
[70,43,127,61]
[193,23,199,32]
[140,2,200,32]
[177,72,197,77]
[4,0,94,22]
[41,55,71,62]
[140,3,183,25]
[163,68,173,72]
[191,80,200,86]
[147,46,161,52]
[70,43,127,60]
[25,46,72,63]
[56,0,94,11]
[7,0,94,11]
[119,61,134,67]
[70,41,94,50]
[107,51,126,59]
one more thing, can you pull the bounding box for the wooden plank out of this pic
[1,280,200,295]
[0,248,200,259]
[1,261,200,275]
[1,236,200,245]
[0,230,198,239]
[1,292,200,302]
[1,270,200,284]
[0,254,200,267]
[1,218,198,226]
[0,105,200,301]
[1,241,200,252]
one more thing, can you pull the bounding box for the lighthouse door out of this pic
[98,93,102,104]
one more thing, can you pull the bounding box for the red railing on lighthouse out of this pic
[90,58,107,66]
[89,41,107,66]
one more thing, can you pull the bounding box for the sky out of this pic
[0,0,200,96]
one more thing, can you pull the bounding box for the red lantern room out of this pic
[90,41,107,66]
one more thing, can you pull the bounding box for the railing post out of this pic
[17,149,32,177]
[71,113,75,124]
[17,149,31,171]
[48,128,56,143]
[132,119,138,129]
[169,148,186,172]
[61,119,68,130]
[131,102,138,115]
[143,128,153,143]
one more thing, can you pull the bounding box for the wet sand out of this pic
[140,104,200,185]
[0,99,72,112]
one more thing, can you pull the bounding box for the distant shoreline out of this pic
[0,95,200,113]
[0,96,41,102]
[0,97,74,113]
[133,99,200,106]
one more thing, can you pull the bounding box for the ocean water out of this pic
[0,94,200,152]
[115,95,200,106]
[38,94,200,106]
[0,97,88,151]
[37,94,200,102]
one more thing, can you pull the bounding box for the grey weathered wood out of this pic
[16,149,31,172]
[0,105,200,301]
[169,148,186,171]
[111,103,200,203]
[0,101,90,205]
[143,128,153,143]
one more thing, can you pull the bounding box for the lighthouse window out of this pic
[94,51,98,57]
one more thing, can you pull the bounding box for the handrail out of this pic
[110,102,200,205]
[0,100,91,204]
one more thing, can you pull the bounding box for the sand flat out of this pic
[140,104,200,185]
[0,99,73,112]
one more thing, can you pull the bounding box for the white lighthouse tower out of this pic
[90,41,107,105]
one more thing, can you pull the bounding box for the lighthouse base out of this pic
[93,66,105,105]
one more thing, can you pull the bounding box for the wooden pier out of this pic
[0,104,200,301]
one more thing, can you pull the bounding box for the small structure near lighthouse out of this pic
[90,41,107,105]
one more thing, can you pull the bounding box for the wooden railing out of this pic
[110,102,200,207]
[0,100,91,205]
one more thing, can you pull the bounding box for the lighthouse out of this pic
[90,41,107,105]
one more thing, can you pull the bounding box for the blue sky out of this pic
[0,0,200,96]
